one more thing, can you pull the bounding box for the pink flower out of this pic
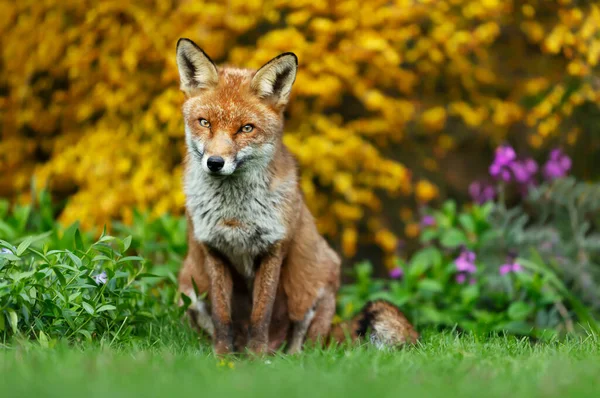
[389,267,404,279]
[469,181,496,204]
[499,261,523,276]
[454,249,477,274]
[543,148,571,181]
[421,215,436,227]
[489,145,517,182]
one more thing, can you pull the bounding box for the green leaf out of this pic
[122,235,132,252]
[7,309,18,332]
[97,235,116,243]
[442,200,456,217]
[81,302,95,315]
[507,301,533,321]
[458,214,476,234]
[97,305,116,312]
[92,255,112,262]
[38,330,49,348]
[0,251,20,262]
[408,248,442,276]
[417,279,443,293]
[420,228,439,243]
[66,252,83,268]
[74,229,84,251]
[0,313,5,331]
[77,329,93,341]
[16,236,34,256]
[13,270,35,282]
[117,256,144,264]
[461,284,479,304]
[53,268,67,286]
[440,228,468,248]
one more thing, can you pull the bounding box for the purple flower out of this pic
[454,249,477,274]
[499,252,523,275]
[93,271,108,285]
[543,149,571,181]
[489,145,517,182]
[499,263,522,275]
[389,267,404,279]
[421,215,436,227]
[499,264,512,275]
[1,248,12,254]
[488,145,540,188]
[490,163,513,182]
[469,181,496,204]
[509,158,538,184]
[493,145,517,166]
[454,248,477,284]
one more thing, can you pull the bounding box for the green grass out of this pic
[2,331,600,398]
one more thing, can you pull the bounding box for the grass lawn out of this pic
[2,331,600,398]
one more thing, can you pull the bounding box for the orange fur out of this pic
[175,38,416,355]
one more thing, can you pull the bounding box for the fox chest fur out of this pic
[184,164,289,278]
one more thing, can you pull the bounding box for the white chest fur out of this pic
[184,164,288,279]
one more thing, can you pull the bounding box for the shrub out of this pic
[339,198,597,338]
[0,196,183,345]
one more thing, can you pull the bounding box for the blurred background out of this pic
[1,0,600,275]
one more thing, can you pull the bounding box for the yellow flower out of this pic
[375,229,398,253]
[522,4,535,18]
[404,223,420,239]
[421,106,447,132]
[415,180,439,203]
[342,227,358,258]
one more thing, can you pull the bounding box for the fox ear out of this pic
[176,38,218,94]
[251,53,298,109]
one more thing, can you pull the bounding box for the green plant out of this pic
[0,229,183,346]
[339,199,597,339]
[491,177,600,311]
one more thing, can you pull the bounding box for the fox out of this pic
[175,38,418,355]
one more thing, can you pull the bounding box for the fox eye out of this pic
[199,118,211,128]
[240,124,254,133]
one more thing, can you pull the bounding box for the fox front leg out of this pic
[205,251,234,355]
[248,244,283,355]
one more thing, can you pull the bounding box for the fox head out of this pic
[176,38,298,176]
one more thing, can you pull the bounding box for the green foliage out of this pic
[2,185,599,344]
[0,195,184,346]
[339,198,598,339]
[491,177,600,310]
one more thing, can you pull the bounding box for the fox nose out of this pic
[207,156,225,172]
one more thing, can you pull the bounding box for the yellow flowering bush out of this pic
[1,0,599,266]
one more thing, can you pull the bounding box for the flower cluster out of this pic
[454,248,477,284]
[499,252,523,276]
[543,149,572,181]
[489,145,538,187]
[468,181,496,205]
[470,145,572,204]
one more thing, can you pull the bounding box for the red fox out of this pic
[175,38,418,355]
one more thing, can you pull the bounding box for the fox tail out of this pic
[329,300,419,349]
